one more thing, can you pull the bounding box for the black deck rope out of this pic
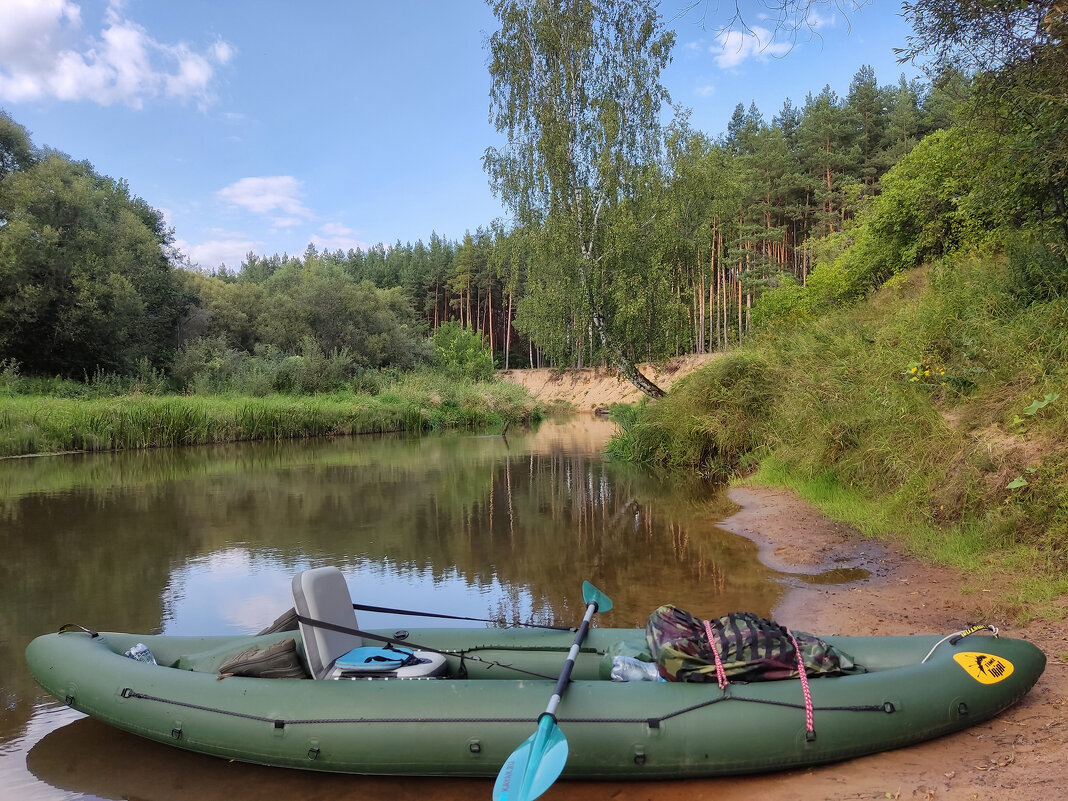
[120,686,895,729]
[120,689,535,725]
[294,613,560,681]
[351,603,573,631]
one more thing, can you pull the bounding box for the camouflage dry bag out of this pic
[646,605,859,683]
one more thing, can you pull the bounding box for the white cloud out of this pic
[0,0,233,108]
[806,10,839,31]
[712,26,792,69]
[225,593,287,632]
[217,176,314,219]
[211,40,235,65]
[312,222,367,253]
[0,0,81,69]
[694,83,716,99]
[174,230,259,271]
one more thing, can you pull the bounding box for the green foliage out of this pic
[800,127,998,306]
[431,322,495,382]
[750,277,811,329]
[0,150,189,377]
[0,357,169,398]
[1023,393,1060,417]
[171,255,433,393]
[0,110,36,181]
[867,128,991,269]
[0,357,20,395]
[171,335,367,396]
[803,259,854,308]
[607,353,776,476]
[486,0,677,394]
[901,0,1068,240]
[254,260,427,368]
[1006,231,1068,305]
[0,374,543,458]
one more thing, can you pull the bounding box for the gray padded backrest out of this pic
[292,566,362,679]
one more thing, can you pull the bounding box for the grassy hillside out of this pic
[609,254,1068,616]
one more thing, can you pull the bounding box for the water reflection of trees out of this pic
[0,423,783,747]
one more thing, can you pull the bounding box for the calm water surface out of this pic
[2,416,812,801]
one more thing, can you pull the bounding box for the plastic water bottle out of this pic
[610,655,663,682]
[123,643,157,665]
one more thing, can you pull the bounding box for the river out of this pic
[1,415,826,800]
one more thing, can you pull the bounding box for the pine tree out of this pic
[798,86,861,235]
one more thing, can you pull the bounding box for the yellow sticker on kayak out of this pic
[953,652,1014,684]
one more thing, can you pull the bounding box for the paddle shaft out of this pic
[543,598,598,721]
[493,582,612,801]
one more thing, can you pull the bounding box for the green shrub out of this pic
[804,259,855,308]
[173,336,359,395]
[172,336,249,393]
[285,337,354,394]
[0,359,20,396]
[1007,231,1068,305]
[607,352,775,476]
[750,276,810,329]
[805,127,996,307]
[431,322,495,382]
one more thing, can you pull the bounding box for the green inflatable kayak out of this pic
[25,568,1045,783]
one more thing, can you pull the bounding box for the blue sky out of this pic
[0,1,920,271]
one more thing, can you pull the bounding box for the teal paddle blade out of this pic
[581,580,612,613]
[492,715,569,801]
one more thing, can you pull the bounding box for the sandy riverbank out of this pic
[497,354,721,410]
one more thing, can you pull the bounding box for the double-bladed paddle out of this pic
[492,581,613,801]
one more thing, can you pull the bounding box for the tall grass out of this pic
[0,373,541,458]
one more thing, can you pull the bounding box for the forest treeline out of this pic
[2,63,964,389]
[2,0,1066,394]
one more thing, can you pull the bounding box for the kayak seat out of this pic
[292,566,447,680]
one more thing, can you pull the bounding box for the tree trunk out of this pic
[589,307,665,399]
[708,249,715,353]
[697,254,705,354]
[504,290,513,371]
[466,277,472,329]
[571,245,666,397]
[487,279,494,354]
[614,354,666,399]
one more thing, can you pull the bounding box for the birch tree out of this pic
[485,0,676,398]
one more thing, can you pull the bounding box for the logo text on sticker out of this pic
[953,652,1015,684]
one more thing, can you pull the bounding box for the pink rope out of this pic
[786,627,815,739]
[702,620,729,690]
